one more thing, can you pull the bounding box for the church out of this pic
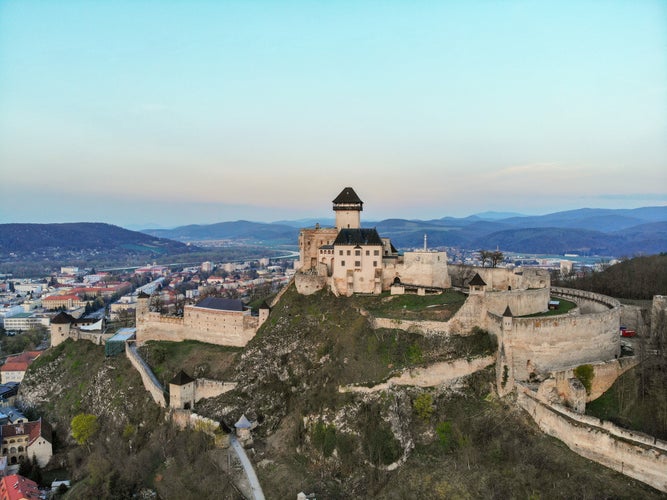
[296,187,451,296]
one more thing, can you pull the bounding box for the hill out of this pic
[0,222,206,277]
[142,220,300,244]
[0,222,189,254]
[140,205,667,256]
[555,253,667,300]
[19,286,665,497]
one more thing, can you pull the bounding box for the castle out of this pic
[296,187,450,296]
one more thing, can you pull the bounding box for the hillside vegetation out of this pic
[555,253,667,300]
[17,285,665,498]
[19,340,238,498]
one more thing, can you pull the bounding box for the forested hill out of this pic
[0,222,190,254]
[555,254,667,300]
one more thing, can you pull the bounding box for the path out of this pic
[230,435,266,500]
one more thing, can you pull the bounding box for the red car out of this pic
[621,329,637,338]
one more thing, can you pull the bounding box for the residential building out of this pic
[0,353,41,384]
[0,419,52,467]
[0,474,40,500]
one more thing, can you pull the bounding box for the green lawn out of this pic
[518,297,577,318]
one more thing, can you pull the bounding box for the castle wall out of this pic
[340,355,495,393]
[298,228,338,270]
[517,386,667,493]
[295,272,327,295]
[394,251,451,289]
[545,357,640,403]
[136,302,260,347]
[490,288,621,380]
[125,342,166,407]
[483,287,550,317]
[448,265,549,291]
[195,378,237,401]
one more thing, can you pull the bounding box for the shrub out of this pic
[413,393,434,420]
[573,364,594,395]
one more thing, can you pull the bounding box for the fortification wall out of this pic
[447,294,486,334]
[370,317,451,336]
[126,342,166,407]
[489,288,621,380]
[552,286,619,313]
[448,265,549,291]
[340,355,495,393]
[295,273,327,295]
[195,379,237,401]
[483,287,550,317]
[540,357,640,406]
[136,307,258,347]
[517,386,667,492]
[394,251,451,289]
[652,295,667,338]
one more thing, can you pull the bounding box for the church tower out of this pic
[333,187,363,230]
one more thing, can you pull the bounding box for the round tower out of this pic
[50,311,74,347]
[333,187,363,230]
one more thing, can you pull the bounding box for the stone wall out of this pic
[136,305,261,347]
[340,355,495,393]
[482,287,550,317]
[490,288,621,380]
[125,342,167,407]
[195,378,237,400]
[517,386,667,493]
[394,251,451,289]
[294,273,327,295]
[448,265,549,291]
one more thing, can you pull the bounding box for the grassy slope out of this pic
[20,340,238,498]
[194,286,661,498]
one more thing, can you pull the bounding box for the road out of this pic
[230,435,265,500]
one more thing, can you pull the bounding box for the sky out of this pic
[0,0,665,229]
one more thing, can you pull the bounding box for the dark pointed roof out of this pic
[332,187,363,210]
[503,305,513,317]
[195,297,244,312]
[51,311,75,324]
[334,228,383,246]
[259,301,270,310]
[137,291,150,299]
[469,273,487,286]
[170,370,194,386]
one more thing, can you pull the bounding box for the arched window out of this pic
[17,446,23,452]
[10,447,16,453]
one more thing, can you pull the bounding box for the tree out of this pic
[479,250,492,268]
[491,250,504,268]
[71,413,100,447]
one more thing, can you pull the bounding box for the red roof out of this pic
[43,294,79,301]
[0,474,40,500]
[1,419,51,446]
[1,352,41,373]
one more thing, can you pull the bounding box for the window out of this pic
[341,260,346,266]
[373,261,377,267]
[355,250,361,256]
[339,250,343,255]
[355,261,361,267]
[374,250,380,256]
[366,250,370,256]
[347,250,351,256]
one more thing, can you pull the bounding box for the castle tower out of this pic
[169,370,196,410]
[497,305,515,397]
[50,311,74,347]
[333,187,363,230]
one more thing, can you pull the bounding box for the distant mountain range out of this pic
[141,206,667,257]
[0,222,193,256]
